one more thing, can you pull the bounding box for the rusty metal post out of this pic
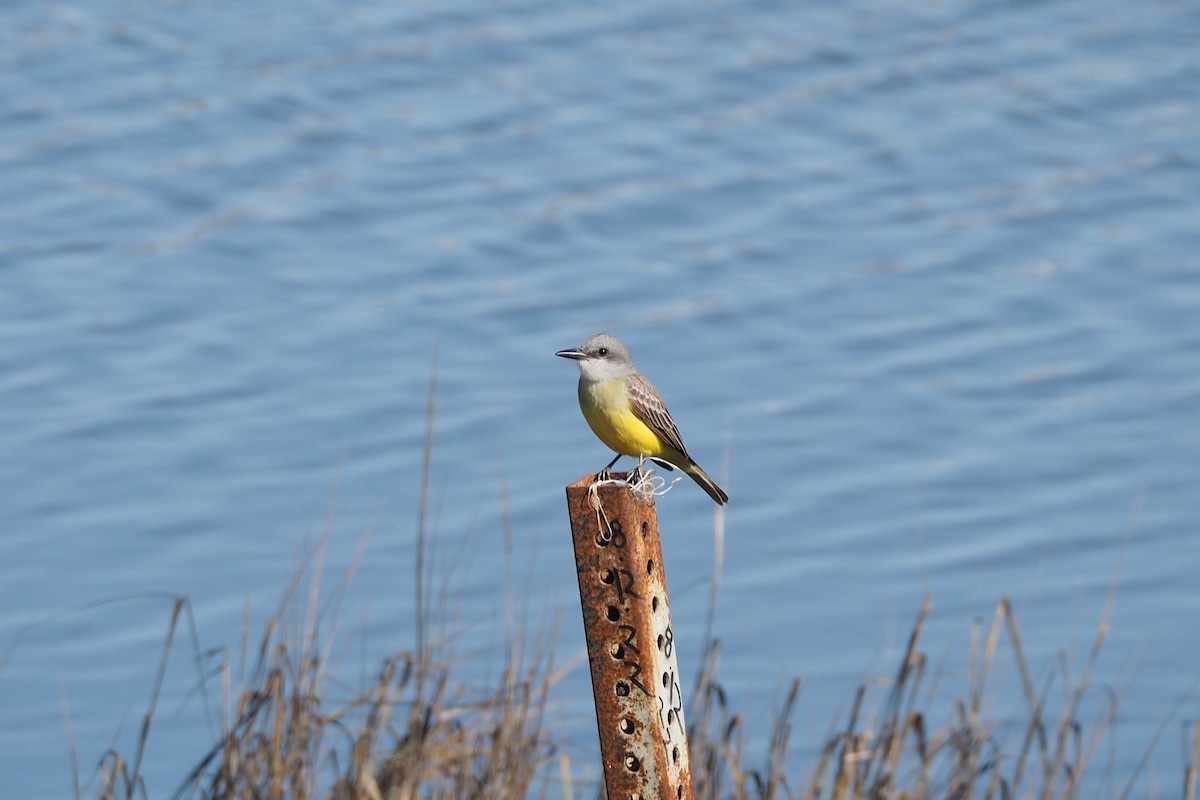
[1186,721,1199,800]
[565,472,695,800]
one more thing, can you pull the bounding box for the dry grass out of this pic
[686,595,1175,800]
[84,574,1199,800]
[176,624,552,800]
[74,365,1199,799]
[89,535,556,800]
[92,353,558,800]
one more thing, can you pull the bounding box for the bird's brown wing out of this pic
[627,373,691,458]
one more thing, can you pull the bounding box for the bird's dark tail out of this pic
[684,460,728,505]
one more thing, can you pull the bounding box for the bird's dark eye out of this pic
[597,347,608,356]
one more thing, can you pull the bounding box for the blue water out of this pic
[3,0,1199,797]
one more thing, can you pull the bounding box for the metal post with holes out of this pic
[565,472,695,800]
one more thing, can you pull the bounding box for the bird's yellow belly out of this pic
[579,378,665,458]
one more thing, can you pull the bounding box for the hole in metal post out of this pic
[672,746,680,764]
[625,755,641,773]
[646,559,653,575]
[595,533,609,548]
[609,642,625,659]
[641,522,648,536]
[600,568,617,584]
[615,681,630,696]
[667,709,675,726]
[662,671,670,688]
[606,606,620,621]
[652,597,659,611]
[677,787,683,799]
[620,718,635,734]
[657,634,664,651]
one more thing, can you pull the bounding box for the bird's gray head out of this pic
[555,332,638,382]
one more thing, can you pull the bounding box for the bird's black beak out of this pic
[555,348,586,360]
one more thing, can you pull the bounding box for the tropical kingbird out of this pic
[556,333,728,505]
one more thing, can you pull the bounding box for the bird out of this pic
[556,333,728,505]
